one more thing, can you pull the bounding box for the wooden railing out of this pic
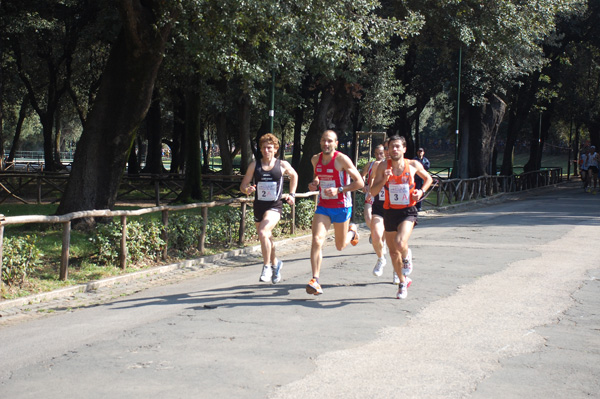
[426,168,562,207]
[0,192,319,286]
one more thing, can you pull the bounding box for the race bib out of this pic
[257,181,278,201]
[389,183,410,205]
[320,179,337,199]
[378,187,385,201]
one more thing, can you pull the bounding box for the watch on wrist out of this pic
[338,186,344,193]
[289,193,295,198]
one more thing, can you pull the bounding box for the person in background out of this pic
[306,130,364,295]
[413,147,430,212]
[240,133,298,284]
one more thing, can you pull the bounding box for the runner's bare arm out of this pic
[370,161,388,197]
[308,154,320,191]
[240,161,257,195]
[336,154,365,192]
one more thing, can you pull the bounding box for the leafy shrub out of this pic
[294,198,316,231]
[204,206,256,247]
[91,220,165,266]
[167,214,204,251]
[2,235,41,286]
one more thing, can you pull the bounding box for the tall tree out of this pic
[58,0,177,216]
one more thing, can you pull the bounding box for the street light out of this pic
[453,47,462,178]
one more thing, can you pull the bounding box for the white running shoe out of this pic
[402,248,413,276]
[259,265,272,282]
[396,279,411,299]
[393,272,400,285]
[272,260,283,284]
[373,257,386,277]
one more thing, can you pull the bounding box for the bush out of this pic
[2,235,41,286]
[91,220,165,266]
[167,214,204,251]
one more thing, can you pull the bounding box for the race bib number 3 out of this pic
[320,179,337,199]
[257,181,278,201]
[389,183,410,205]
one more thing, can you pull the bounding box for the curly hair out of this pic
[258,133,280,154]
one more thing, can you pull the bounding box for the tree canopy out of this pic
[0,0,596,212]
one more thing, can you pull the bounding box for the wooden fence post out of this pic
[155,178,161,206]
[199,207,208,254]
[120,215,127,269]
[239,202,246,245]
[291,202,296,235]
[37,175,42,204]
[161,210,169,260]
[59,221,71,280]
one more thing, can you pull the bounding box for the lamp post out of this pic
[453,47,462,178]
[269,69,275,133]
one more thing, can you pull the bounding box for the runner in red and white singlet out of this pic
[305,130,364,295]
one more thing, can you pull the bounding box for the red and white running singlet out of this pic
[315,151,352,208]
[383,159,417,209]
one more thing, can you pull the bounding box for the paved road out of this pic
[1,182,599,398]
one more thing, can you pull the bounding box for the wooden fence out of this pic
[0,167,563,286]
[426,168,562,207]
[0,192,319,286]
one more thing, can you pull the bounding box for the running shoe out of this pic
[396,279,410,299]
[349,223,360,246]
[402,248,413,276]
[259,265,272,282]
[393,271,400,285]
[373,257,386,277]
[306,278,323,295]
[272,260,283,284]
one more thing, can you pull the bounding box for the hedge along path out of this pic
[0,191,319,287]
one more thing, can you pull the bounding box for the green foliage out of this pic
[167,214,204,251]
[2,235,42,286]
[91,220,165,266]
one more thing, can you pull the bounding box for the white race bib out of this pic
[320,179,337,199]
[378,187,385,201]
[257,181,278,201]
[389,183,410,205]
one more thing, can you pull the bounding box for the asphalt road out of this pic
[1,182,599,398]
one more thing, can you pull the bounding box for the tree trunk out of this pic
[170,91,185,174]
[7,95,29,163]
[467,94,506,177]
[57,1,174,217]
[141,89,165,174]
[524,111,551,172]
[238,92,253,174]
[215,112,233,175]
[177,91,203,202]
[53,106,63,168]
[501,78,537,176]
[297,78,355,191]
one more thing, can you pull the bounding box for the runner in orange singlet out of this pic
[370,135,432,299]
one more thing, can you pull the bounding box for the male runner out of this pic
[240,133,298,283]
[306,130,364,295]
[370,135,432,299]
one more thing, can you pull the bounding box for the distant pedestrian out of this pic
[305,130,364,295]
[412,148,430,211]
[588,145,598,194]
[240,133,298,284]
[580,147,590,191]
[370,135,432,299]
